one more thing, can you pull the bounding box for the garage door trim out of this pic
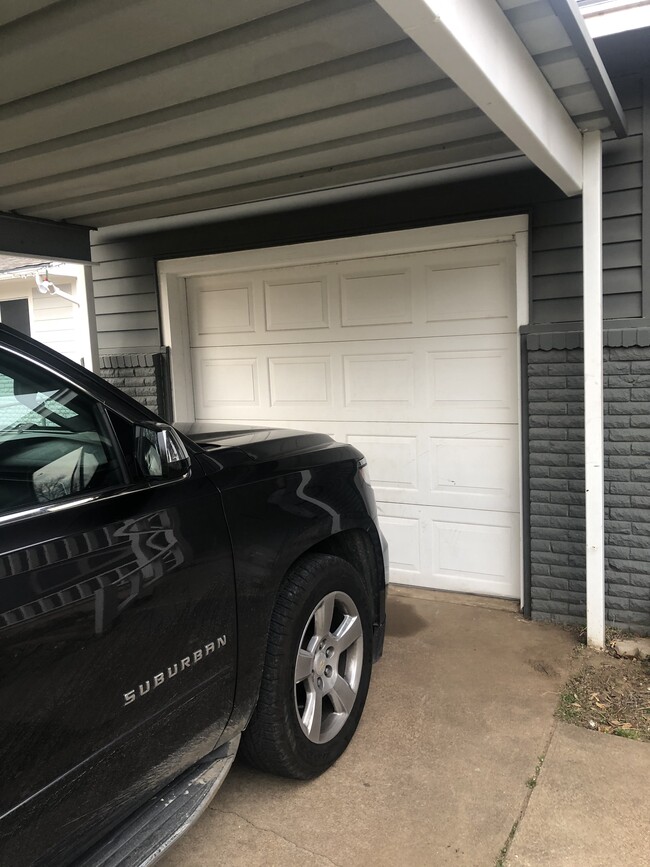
[158,215,529,601]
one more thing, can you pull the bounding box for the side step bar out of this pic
[76,735,240,867]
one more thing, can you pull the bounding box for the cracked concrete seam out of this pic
[498,718,558,866]
[209,805,345,867]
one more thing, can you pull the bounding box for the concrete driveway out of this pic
[158,587,647,866]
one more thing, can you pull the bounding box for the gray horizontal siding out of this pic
[91,257,158,280]
[95,329,161,350]
[531,73,645,325]
[532,214,641,250]
[533,293,642,323]
[90,244,159,353]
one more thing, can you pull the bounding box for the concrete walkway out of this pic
[159,587,650,866]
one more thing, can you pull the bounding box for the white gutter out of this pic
[583,130,606,649]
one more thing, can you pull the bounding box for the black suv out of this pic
[0,324,387,866]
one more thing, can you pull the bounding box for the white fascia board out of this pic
[375,0,584,195]
[583,1,650,38]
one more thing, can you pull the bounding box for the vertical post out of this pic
[76,264,100,372]
[583,130,605,650]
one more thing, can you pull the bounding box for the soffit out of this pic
[0,0,624,229]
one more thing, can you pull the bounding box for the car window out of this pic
[0,350,126,517]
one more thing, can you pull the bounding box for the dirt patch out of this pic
[557,641,650,742]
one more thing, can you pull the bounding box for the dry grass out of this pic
[557,641,650,741]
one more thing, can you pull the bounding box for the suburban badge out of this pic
[123,636,227,706]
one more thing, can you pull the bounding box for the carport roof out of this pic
[0,0,625,231]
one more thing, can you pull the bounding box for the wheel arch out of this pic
[298,525,386,632]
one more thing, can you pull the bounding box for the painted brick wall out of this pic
[99,349,171,420]
[527,331,650,634]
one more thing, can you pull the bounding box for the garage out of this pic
[160,218,526,599]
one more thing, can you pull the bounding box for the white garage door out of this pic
[186,240,521,598]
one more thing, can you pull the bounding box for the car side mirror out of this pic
[134,423,191,481]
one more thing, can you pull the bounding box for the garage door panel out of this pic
[264,276,330,331]
[431,516,518,597]
[186,244,516,347]
[377,513,422,576]
[340,267,413,327]
[188,277,256,336]
[193,356,263,408]
[192,336,517,424]
[425,257,514,326]
[268,356,332,405]
[429,435,516,505]
[185,237,521,599]
[343,353,415,406]
[378,502,519,597]
[347,434,419,492]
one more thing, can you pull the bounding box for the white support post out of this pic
[583,130,605,650]
[76,265,100,372]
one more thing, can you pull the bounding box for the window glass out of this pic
[0,350,125,516]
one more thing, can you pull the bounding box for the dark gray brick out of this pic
[548,389,583,402]
[606,442,632,455]
[549,467,584,480]
[533,600,570,615]
[629,599,650,613]
[609,559,650,574]
[547,363,583,375]
[530,453,569,467]
[550,540,585,555]
[605,598,629,611]
[531,551,570,566]
[605,495,632,508]
[531,478,567,491]
[529,428,568,440]
[610,481,650,495]
[610,429,650,442]
[631,442,650,455]
[530,575,570,591]
[606,546,631,559]
[529,376,565,389]
[607,583,648,599]
[611,507,650,522]
[531,350,567,363]
[609,347,650,361]
[605,362,633,374]
[547,414,584,428]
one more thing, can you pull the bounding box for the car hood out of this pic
[174,422,338,463]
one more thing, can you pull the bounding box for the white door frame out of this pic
[158,214,530,602]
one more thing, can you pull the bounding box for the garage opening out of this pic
[160,218,528,600]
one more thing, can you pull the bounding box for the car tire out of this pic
[240,553,373,779]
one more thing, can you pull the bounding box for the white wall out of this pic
[0,273,82,364]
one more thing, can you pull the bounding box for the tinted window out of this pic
[0,350,125,516]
